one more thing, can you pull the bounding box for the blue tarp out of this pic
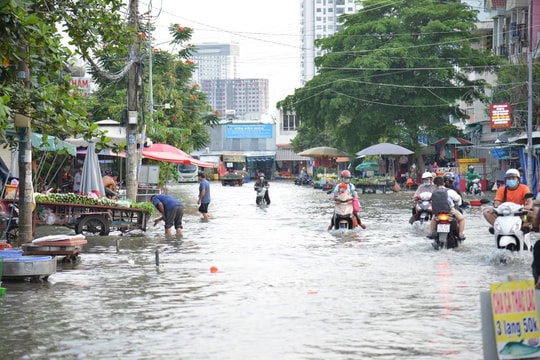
[519,148,538,194]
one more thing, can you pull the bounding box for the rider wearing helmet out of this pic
[413,172,436,197]
[410,171,438,224]
[482,168,534,227]
[329,169,366,230]
[254,172,271,205]
[465,165,481,193]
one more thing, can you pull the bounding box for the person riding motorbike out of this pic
[443,172,468,210]
[428,176,466,240]
[330,170,366,229]
[328,182,354,230]
[465,165,481,194]
[409,171,437,224]
[482,168,535,231]
[254,173,271,205]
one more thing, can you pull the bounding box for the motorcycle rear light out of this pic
[438,213,449,223]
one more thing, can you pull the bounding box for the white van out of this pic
[177,164,198,183]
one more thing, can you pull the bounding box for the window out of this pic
[282,114,300,131]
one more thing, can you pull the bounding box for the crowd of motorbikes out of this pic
[408,176,533,253]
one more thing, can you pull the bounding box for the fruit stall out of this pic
[1,193,155,241]
[353,177,395,194]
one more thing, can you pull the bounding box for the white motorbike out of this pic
[468,178,483,196]
[255,185,269,205]
[492,202,532,252]
[410,191,433,225]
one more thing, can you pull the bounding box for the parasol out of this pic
[356,143,413,157]
[355,161,379,171]
[79,141,106,197]
[298,147,349,158]
[143,143,215,168]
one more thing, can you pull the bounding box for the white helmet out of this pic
[421,172,433,180]
[505,169,520,178]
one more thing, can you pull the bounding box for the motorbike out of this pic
[332,213,357,230]
[467,178,483,196]
[411,191,433,225]
[492,202,532,252]
[295,174,313,186]
[431,211,461,250]
[255,185,270,205]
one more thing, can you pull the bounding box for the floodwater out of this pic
[0,180,535,359]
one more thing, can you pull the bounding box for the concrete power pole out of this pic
[126,0,140,201]
[16,43,33,245]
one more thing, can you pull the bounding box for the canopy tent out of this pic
[77,148,126,158]
[142,143,216,168]
[432,137,472,161]
[32,133,77,156]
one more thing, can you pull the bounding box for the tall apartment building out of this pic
[191,43,239,83]
[191,43,269,118]
[200,78,269,118]
[300,0,361,84]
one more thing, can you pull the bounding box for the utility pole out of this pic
[526,0,534,189]
[126,0,140,201]
[16,42,33,245]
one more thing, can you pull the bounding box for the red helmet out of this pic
[341,170,351,178]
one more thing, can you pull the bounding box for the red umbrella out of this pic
[143,143,215,168]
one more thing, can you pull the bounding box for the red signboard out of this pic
[490,103,512,129]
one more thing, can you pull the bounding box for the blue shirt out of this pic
[152,194,182,211]
[199,178,211,203]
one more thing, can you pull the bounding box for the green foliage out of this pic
[492,61,540,130]
[281,0,501,154]
[87,25,219,153]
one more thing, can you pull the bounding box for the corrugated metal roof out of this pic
[275,148,306,161]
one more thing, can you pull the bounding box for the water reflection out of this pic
[0,181,536,359]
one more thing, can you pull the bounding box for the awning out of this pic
[275,147,306,161]
[32,133,77,156]
[247,157,274,162]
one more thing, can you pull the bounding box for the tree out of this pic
[491,62,540,134]
[86,24,219,153]
[279,0,500,157]
[0,0,133,242]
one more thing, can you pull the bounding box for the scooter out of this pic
[255,185,270,205]
[334,213,356,230]
[468,178,483,196]
[492,202,532,252]
[411,191,433,225]
[432,211,461,250]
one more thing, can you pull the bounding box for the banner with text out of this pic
[490,280,540,359]
[490,103,512,129]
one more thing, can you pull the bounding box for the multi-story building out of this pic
[200,78,269,118]
[192,43,269,118]
[191,43,238,83]
[300,0,361,84]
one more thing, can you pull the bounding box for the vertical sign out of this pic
[490,103,512,129]
[490,280,540,359]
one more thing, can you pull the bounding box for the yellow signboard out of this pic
[490,280,540,359]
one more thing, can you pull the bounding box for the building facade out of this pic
[300,0,361,84]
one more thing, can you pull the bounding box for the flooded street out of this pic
[0,180,535,359]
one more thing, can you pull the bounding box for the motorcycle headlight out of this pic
[498,205,512,216]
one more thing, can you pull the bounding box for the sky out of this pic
[143,0,303,109]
